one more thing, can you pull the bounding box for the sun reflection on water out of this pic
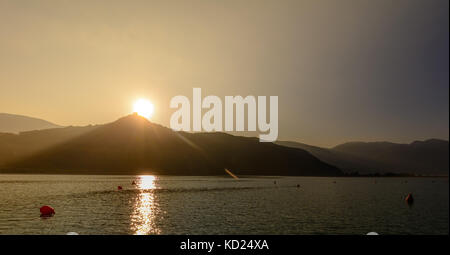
[130,175,160,235]
[139,175,157,190]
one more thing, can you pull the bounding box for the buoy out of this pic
[405,193,414,205]
[132,180,137,185]
[117,186,123,190]
[40,205,55,217]
[296,184,300,188]
[274,181,277,185]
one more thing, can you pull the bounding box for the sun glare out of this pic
[131,175,159,235]
[133,99,154,119]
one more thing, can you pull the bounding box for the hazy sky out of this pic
[0,0,448,147]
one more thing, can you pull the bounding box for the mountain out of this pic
[276,141,386,174]
[0,125,98,166]
[277,139,449,176]
[0,113,62,133]
[0,114,342,176]
[333,139,449,175]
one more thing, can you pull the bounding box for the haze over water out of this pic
[0,175,447,235]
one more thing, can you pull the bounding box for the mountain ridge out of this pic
[0,114,342,176]
[0,113,62,133]
[278,138,449,176]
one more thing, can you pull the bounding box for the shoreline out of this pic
[0,170,447,178]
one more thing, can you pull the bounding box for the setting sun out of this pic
[133,99,154,119]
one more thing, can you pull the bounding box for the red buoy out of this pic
[40,205,55,217]
[117,186,123,190]
[405,193,414,205]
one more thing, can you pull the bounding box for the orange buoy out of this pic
[405,193,414,205]
[117,186,123,190]
[40,205,55,217]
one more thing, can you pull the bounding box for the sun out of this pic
[133,99,154,119]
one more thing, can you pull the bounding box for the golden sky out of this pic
[0,0,448,147]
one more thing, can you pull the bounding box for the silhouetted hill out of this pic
[0,114,342,176]
[276,141,387,174]
[278,139,448,176]
[0,125,99,166]
[332,139,449,175]
[0,113,62,133]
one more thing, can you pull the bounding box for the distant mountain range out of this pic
[0,114,342,176]
[1,113,447,176]
[0,113,62,133]
[277,139,449,176]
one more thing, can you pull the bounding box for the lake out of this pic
[0,174,448,235]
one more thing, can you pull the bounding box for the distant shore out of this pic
[0,168,447,178]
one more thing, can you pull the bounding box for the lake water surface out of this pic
[0,175,448,235]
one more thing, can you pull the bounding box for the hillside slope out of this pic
[0,114,342,176]
[0,113,62,133]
